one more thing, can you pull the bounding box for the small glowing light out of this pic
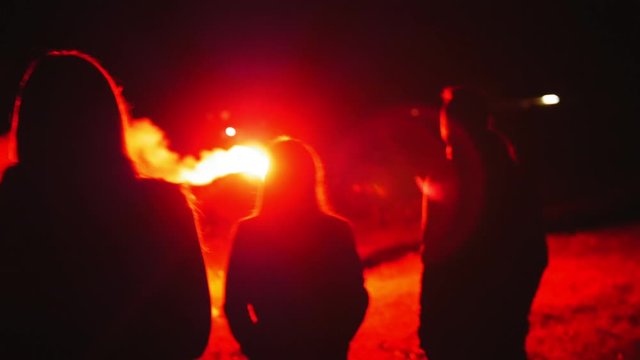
[410,108,420,117]
[225,127,237,137]
[540,94,560,105]
[441,87,454,103]
[220,110,231,120]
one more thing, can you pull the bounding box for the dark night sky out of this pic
[1,1,639,219]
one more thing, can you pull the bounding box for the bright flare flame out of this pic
[181,145,269,186]
[125,118,269,186]
[225,127,237,137]
[540,94,560,105]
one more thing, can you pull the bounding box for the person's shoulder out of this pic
[135,178,186,200]
[0,165,19,188]
[0,165,35,199]
[231,214,263,234]
[0,165,29,185]
[236,214,260,228]
[136,178,181,192]
[127,179,195,218]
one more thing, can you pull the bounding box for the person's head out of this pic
[13,51,133,178]
[258,137,331,216]
[439,86,492,158]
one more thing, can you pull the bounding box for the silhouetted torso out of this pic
[225,210,368,360]
[0,170,210,359]
[420,125,548,359]
[0,54,210,359]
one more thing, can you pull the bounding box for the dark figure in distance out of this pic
[419,86,548,359]
[225,137,368,360]
[0,52,211,359]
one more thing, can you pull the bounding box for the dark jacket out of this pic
[225,211,368,360]
[420,131,548,360]
[0,167,211,359]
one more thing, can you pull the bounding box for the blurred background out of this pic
[1,0,639,230]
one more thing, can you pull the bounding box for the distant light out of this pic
[220,110,231,120]
[540,94,560,105]
[225,127,237,137]
[410,108,420,117]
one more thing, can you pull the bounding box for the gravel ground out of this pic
[199,222,640,359]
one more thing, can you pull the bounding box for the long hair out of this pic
[9,50,135,178]
[257,137,333,216]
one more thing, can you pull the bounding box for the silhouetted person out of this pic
[225,137,368,360]
[0,52,211,359]
[419,86,548,359]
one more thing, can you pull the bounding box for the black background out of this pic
[1,1,638,226]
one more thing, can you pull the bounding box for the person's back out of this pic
[0,52,210,359]
[225,138,368,360]
[419,86,547,359]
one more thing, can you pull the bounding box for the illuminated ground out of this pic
[199,222,640,360]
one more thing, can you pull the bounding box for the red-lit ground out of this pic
[199,222,640,360]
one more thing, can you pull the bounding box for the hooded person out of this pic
[224,137,368,360]
[0,52,211,359]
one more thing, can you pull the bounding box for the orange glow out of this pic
[225,126,237,137]
[125,119,269,186]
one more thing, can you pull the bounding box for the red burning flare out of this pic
[5,50,269,186]
[125,118,269,185]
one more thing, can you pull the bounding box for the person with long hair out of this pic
[225,137,368,360]
[0,52,210,359]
